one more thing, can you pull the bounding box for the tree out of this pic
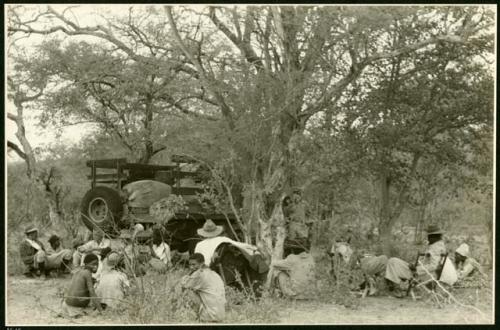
[333,43,493,252]
[8,5,494,262]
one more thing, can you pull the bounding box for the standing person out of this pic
[46,234,74,275]
[19,225,49,278]
[180,253,226,323]
[148,227,171,273]
[283,189,313,256]
[96,252,130,309]
[63,253,103,317]
[384,225,457,297]
[455,243,484,280]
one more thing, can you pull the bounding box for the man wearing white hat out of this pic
[455,243,483,280]
[19,225,49,277]
[194,220,258,267]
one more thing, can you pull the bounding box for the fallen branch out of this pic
[417,260,487,319]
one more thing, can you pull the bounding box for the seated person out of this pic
[73,229,110,278]
[455,243,484,280]
[180,253,226,323]
[148,228,171,273]
[385,225,457,297]
[62,253,103,317]
[46,234,73,275]
[96,252,130,309]
[194,220,260,267]
[121,232,147,277]
[270,251,316,300]
[19,225,48,278]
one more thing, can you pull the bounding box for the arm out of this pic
[84,271,103,312]
[181,271,203,291]
[78,241,95,253]
[271,258,292,271]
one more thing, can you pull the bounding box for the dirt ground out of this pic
[6,276,493,325]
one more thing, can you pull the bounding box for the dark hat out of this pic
[83,253,99,265]
[197,219,223,238]
[426,224,444,235]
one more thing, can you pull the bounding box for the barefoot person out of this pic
[180,253,226,322]
[63,253,103,317]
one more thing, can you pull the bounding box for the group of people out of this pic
[19,220,484,323]
[331,224,485,298]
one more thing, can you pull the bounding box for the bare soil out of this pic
[6,276,493,325]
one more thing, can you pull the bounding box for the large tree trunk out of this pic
[378,173,395,255]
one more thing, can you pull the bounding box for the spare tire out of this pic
[81,186,124,234]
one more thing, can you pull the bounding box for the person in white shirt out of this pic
[148,227,171,273]
[194,220,258,267]
[96,252,130,309]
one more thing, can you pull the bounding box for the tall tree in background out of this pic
[8,5,494,262]
[7,47,68,227]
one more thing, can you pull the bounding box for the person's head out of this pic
[292,189,302,202]
[83,253,99,273]
[101,247,112,259]
[455,252,466,265]
[197,219,223,238]
[48,235,61,249]
[152,228,164,245]
[188,253,205,272]
[425,225,443,244]
[93,229,104,243]
[25,226,39,240]
[427,233,443,244]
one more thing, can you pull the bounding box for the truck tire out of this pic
[81,186,124,235]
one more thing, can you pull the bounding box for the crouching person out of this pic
[46,235,73,275]
[270,251,316,300]
[19,225,49,278]
[96,252,130,310]
[62,254,103,317]
[180,253,226,323]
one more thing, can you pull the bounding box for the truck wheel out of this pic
[81,186,124,235]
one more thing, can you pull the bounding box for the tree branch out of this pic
[7,140,27,160]
[209,6,264,71]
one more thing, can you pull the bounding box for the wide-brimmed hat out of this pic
[455,243,470,258]
[25,225,38,235]
[426,224,444,235]
[197,219,223,238]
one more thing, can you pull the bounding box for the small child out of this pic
[96,252,130,309]
[62,253,103,317]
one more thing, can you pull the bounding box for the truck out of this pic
[80,156,243,253]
